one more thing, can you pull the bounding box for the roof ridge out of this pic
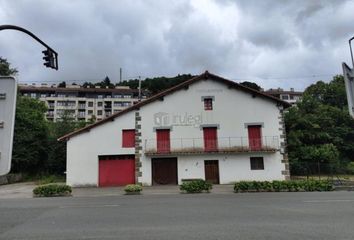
[58,71,290,141]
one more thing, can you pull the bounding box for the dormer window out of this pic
[203,97,213,111]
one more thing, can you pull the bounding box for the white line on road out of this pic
[59,204,120,209]
[304,200,354,203]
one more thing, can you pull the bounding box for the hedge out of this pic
[33,184,72,197]
[124,184,143,194]
[180,180,212,193]
[234,180,333,193]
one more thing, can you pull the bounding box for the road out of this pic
[0,192,353,240]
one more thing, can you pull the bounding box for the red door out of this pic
[203,127,218,152]
[99,156,135,187]
[248,125,262,150]
[156,129,170,153]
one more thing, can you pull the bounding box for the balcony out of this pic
[144,136,279,156]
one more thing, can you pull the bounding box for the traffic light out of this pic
[42,48,58,70]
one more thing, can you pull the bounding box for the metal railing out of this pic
[144,136,279,155]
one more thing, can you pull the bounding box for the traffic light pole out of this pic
[0,24,58,70]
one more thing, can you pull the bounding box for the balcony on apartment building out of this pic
[144,136,279,156]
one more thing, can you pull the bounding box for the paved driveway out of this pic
[0,182,35,199]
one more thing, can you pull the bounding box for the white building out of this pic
[19,84,147,122]
[59,71,291,187]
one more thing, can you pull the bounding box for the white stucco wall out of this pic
[66,76,286,186]
[66,112,135,186]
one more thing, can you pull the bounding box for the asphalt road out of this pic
[0,192,354,240]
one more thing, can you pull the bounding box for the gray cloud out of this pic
[0,0,353,90]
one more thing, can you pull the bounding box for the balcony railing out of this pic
[144,136,279,156]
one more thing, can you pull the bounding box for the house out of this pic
[59,71,291,187]
[264,88,303,105]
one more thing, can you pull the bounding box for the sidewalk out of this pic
[72,184,235,197]
[0,182,235,199]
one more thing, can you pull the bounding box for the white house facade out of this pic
[60,72,290,187]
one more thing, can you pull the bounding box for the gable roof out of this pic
[58,71,290,141]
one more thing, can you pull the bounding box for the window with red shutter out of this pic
[203,127,218,151]
[122,129,135,148]
[204,98,213,110]
[156,129,170,153]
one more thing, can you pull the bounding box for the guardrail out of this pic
[144,136,279,155]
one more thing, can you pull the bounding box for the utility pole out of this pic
[119,68,122,83]
[138,76,142,101]
[0,24,58,70]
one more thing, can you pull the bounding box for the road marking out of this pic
[59,204,120,209]
[304,200,354,203]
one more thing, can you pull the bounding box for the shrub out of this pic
[124,184,142,193]
[234,180,333,193]
[347,162,354,174]
[33,184,72,197]
[180,180,212,193]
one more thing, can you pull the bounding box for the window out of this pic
[281,95,289,100]
[203,127,218,151]
[88,102,93,107]
[97,102,103,107]
[250,157,264,170]
[97,110,102,116]
[122,129,135,148]
[30,93,37,98]
[88,110,93,115]
[204,98,213,110]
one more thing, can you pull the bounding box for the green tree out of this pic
[285,75,354,175]
[0,57,18,76]
[11,96,49,173]
[240,81,262,91]
[47,110,88,175]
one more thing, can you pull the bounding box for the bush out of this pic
[234,180,333,193]
[33,184,72,197]
[180,180,212,193]
[124,184,142,193]
[347,162,354,174]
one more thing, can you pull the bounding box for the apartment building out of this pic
[59,71,291,187]
[18,84,147,122]
[264,88,303,105]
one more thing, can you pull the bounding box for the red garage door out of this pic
[99,155,135,187]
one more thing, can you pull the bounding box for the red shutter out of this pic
[203,127,218,151]
[248,125,262,150]
[156,129,170,153]
[122,129,135,148]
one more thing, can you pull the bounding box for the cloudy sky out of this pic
[0,0,354,90]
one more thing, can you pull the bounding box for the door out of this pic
[203,127,218,152]
[99,155,135,187]
[248,125,262,150]
[204,160,219,184]
[156,129,170,153]
[152,158,177,185]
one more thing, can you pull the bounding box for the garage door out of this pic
[152,158,177,185]
[99,155,135,187]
